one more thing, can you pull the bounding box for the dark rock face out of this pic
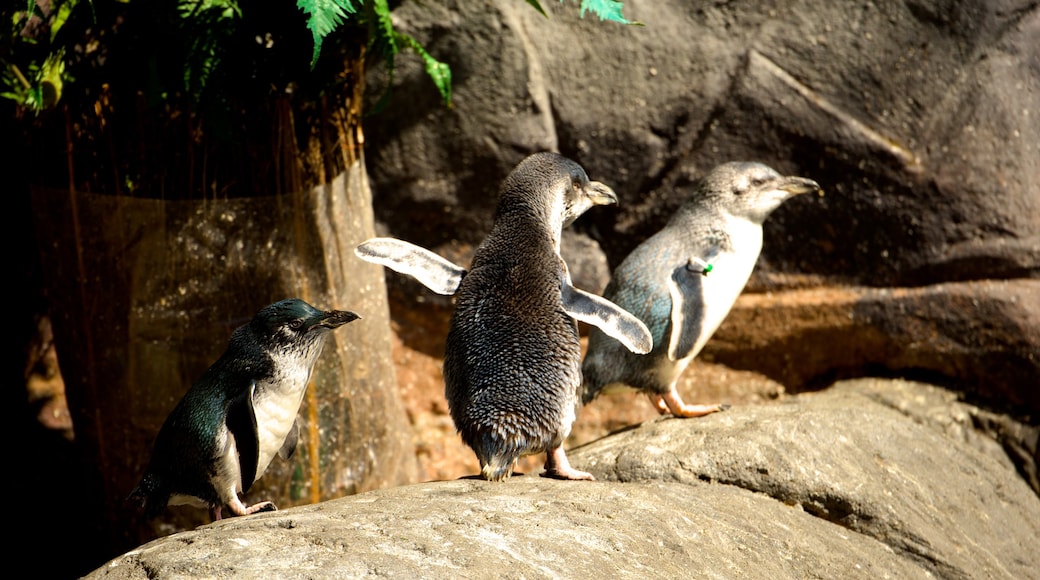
[84,379,1040,579]
[703,280,1040,413]
[361,0,1039,418]
[364,0,1038,282]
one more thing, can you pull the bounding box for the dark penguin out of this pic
[582,162,820,417]
[356,152,651,481]
[129,298,359,520]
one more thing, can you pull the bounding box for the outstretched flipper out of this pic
[355,237,467,296]
[562,282,653,354]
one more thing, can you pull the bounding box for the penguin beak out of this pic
[778,176,822,196]
[585,181,618,206]
[310,310,360,331]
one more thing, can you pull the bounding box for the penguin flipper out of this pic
[278,418,300,460]
[226,381,261,493]
[667,260,709,361]
[355,237,466,295]
[562,282,653,354]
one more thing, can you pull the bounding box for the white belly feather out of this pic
[678,214,763,364]
[250,356,315,481]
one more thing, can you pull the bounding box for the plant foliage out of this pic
[178,0,243,102]
[3,0,632,112]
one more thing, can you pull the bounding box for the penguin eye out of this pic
[750,177,766,187]
[289,319,305,331]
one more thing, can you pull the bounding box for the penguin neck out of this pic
[720,210,765,257]
[492,205,562,253]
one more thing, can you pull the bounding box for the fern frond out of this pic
[364,0,398,113]
[298,0,359,68]
[395,32,452,107]
[178,0,241,101]
[365,0,452,111]
[562,0,640,25]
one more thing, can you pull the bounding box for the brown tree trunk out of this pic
[29,44,417,563]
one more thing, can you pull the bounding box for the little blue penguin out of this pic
[582,162,820,417]
[356,152,652,482]
[129,298,359,520]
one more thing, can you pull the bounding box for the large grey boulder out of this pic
[577,379,1040,579]
[85,379,1040,579]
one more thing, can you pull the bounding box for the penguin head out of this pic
[496,152,618,236]
[247,298,360,350]
[694,162,821,224]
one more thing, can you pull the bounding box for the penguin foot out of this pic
[650,395,670,414]
[542,447,595,481]
[225,499,278,517]
[541,467,595,481]
[651,392,729,418]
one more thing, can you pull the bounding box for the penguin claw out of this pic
[249,501,278,515]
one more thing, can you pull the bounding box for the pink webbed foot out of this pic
[222,499,277,519]
[650,390,730,418]
[542,446,595,481]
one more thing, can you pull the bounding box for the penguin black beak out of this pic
[311,310,361,330]
[779,176,822,196]
[586,181,618,206]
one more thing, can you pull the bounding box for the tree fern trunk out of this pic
[30,38,416,563]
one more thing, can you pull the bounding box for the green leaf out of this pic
[49,0,76,42]
[297,0,358,68]
[396,32,452,107]
[38,49,65,108]
[365,0,398,113]
[177,0,242,101]
[562,0,640,26]
[525,0,549,18]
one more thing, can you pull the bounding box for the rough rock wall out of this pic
[361,0,1039,413]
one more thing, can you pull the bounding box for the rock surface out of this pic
[85,379,1040,579]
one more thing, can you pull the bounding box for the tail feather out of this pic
[128,472,169,519]
[481,459,516,482]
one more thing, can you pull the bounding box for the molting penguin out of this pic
[582,161,820,417]
[129,298,359,520]
[356,152,651,481]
